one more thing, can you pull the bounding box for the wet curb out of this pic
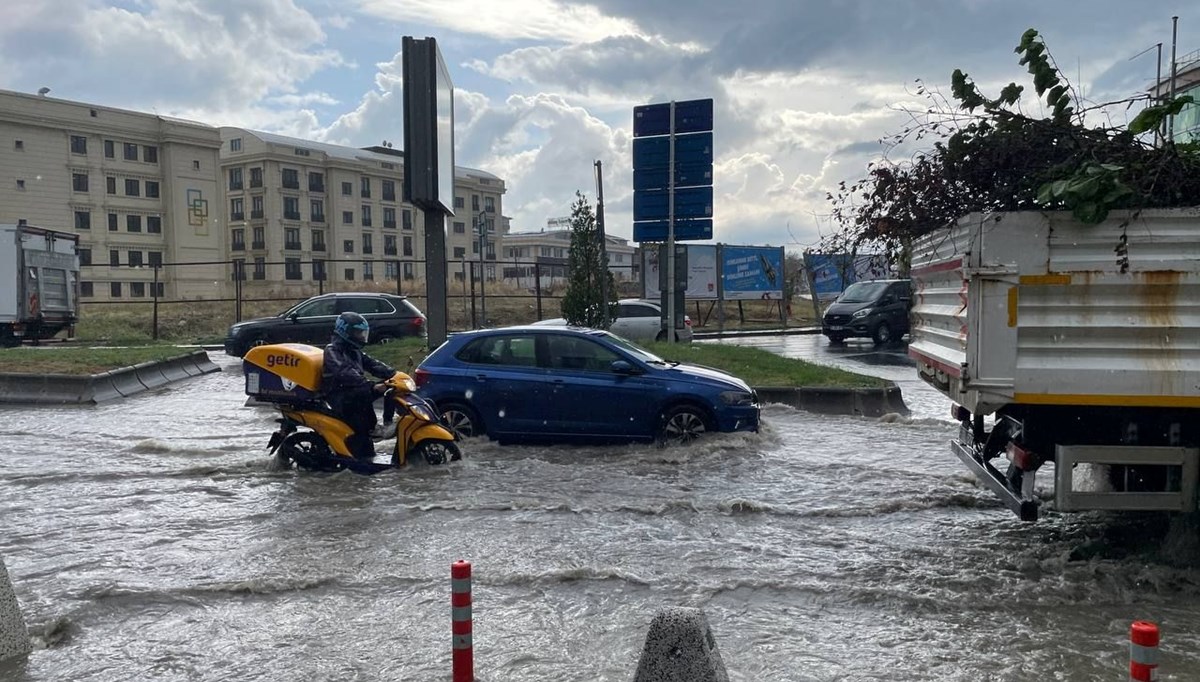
[0,350,220,405]
[754,383,909,418]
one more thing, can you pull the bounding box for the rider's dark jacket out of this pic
[321,335,396,402]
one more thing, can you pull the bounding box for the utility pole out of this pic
[594,160,611,328]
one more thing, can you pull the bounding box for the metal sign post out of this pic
[666,101,676,344]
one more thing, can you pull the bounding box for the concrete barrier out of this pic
[158,356,192,382]
[0,350,221,404]
[0,557,30,663]
[632,607,728,682]
[107,366,146,398]
[90,372,123,403]
[133,361,170,390]
[754,383,909,418]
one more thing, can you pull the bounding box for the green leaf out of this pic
[1073,201,1108,224]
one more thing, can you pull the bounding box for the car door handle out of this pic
[475,374,488,382]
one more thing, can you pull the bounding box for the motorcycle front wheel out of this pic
[409,439,462,466]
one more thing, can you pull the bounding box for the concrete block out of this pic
[107,367,146,398]
[0,557,30,662]
[90,373,122,403]
[190,350,220,375]
[632,607,728,682]
[133,361,170,390]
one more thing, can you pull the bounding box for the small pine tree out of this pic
[560,191,617,328]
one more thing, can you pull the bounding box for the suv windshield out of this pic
[838,281,889,303]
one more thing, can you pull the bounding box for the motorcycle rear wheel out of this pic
[278,432,340,472]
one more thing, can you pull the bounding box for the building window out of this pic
[294,147,311,157]
[344,268,355,281]
[383,207,396,229]
[232,228,246,251]
[149,251,162,267]
[285,258,301,280]
[472,242,479,255]
[229,167,243,191]
[129,251,143,268]
[72,173,89,192]
[403,262,414,280]
[144,146,158,164]
[454,196,464,209]
[251,195,264,219]
[130,282,145,298]
[384,235,397,255]
[342,211,353,225]
[230,138,242,152]
[472,195,479,211]
[108,213,118,231]
[361,205,372,227]
[231,258,246,282]
[362,233,373,254]
[312,259,326,281]
[105,177,116,195]
[453,247,466,259]
[124,143,138,161]
[79,248,92,266]
[385,261,398,280]
[284,227,301,250]
[250,167,263,188]
[109,249,120,266]
[311,199,325,223]
[484,196,495,213]
[104,140,115,158]
[341,181,352,196]
[282,168,299,189]
[343,239,354,254]
[147,216,162,233]
[360,177,371,198]
[145,181,160,198]
[283,197,300,220]
[127,215,142,232]
[231,197,244,221]
[253,257,266,280]
[252,226,265,249]
[125,178,139,197]
[74,211,91,230]
[382,180,396,202]
[308,172,325,193]
[453,221,465,234]
[363,261,374,280]
[81,282,94,297]
[403,236,413,257]
[312,229,326,252]
[193,160,201,170]
[402,209,413,230]
[70,135,87,154]
[110,282,122,298]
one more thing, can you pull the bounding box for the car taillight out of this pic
[684,317,692,327]
[413,316,425,327]
[413,367,431,387]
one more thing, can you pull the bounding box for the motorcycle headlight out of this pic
[720,390,755,406]
[409,402,435,421]
[851,307,873,319]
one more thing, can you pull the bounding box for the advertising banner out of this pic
[722,246,784,300]
[804,253,891,299]
[643,245,718,300]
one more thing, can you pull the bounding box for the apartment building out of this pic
[503,228,637,283]
[0,88,224,300]
[220,129,507,290]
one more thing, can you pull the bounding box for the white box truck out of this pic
[909,209,1200,521]
[0,222,80,347]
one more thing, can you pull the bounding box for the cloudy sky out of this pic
[3,0,1197,250]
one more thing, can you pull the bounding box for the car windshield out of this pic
[595,331,667,364]
[838,281,889,303]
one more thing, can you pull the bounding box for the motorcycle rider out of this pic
[322,311,397,460]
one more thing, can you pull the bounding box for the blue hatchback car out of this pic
[414,327,760,445]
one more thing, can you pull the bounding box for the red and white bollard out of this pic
[1130,620,1159,681]
[451,560,474,682]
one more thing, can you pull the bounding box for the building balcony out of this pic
[284,241,302,251]
[284,212,301,221]
[249,178,263,189]
[382,191,396,202]
[383,220,397,229]
[313,243,326,252]
[250,210,264,220]
[252,271,265,280]
[311,214,326,224]
[251,241,266,250]
[283,180,300,190]
[363,248,374,255]
[231,242,246,251]
[309,184,325,194]
[230,212,245,222]
[362,220,373,227]
[384,247,397,256]
[229,182,243,192]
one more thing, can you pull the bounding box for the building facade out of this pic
[0,88,507,302]
[502,228,638,285]
[0,88,223,300]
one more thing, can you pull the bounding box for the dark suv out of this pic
[822,279,911,345]
[224,292,425,357]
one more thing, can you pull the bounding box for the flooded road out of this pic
[2,348,1200,681]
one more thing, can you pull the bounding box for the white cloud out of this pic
[355,0,643,43]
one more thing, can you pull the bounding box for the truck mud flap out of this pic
[951,439,1039,522]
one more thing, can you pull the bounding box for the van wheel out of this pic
[872,322,892,346]
[826,334,846,345]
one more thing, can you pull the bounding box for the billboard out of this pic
[643,244,718,300]
[402,36,455,215]
[804,253,891,298]
[723,246,784,300]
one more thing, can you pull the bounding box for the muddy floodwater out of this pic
[3,351,1200,681]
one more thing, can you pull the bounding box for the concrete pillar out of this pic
[632,607,728,682]
[0,557,31,662]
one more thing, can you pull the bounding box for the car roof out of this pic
[449,325,608,338]
[302,291,407,300]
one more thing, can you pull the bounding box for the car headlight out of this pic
[720,390,755,406]
[851,308,873,319]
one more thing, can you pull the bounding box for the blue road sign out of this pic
[633,219,713,242]
[633,99,714,137]
[634,162,713,191]
[633,186,713,222]
[632,132,713,169]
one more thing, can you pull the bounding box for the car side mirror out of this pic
[288,313,300,321]
[611,360,639,375]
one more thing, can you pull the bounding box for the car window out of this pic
[293,299,337,317]
[456,334,537,367]
[545,334,620,372]
[618,303,658,318]
[342,297,395,314]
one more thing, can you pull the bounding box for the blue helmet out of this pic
[334,311,369,348]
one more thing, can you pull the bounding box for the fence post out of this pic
[469,263,478,329]
[451,560,474,682]
[235,260,243,323]
[152,264,160,341]
[534,262,543,320]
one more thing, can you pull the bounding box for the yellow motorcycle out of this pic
[243,343,461,473]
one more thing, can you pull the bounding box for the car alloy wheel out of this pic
[440,403,481,440]
[658,405,708,446]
